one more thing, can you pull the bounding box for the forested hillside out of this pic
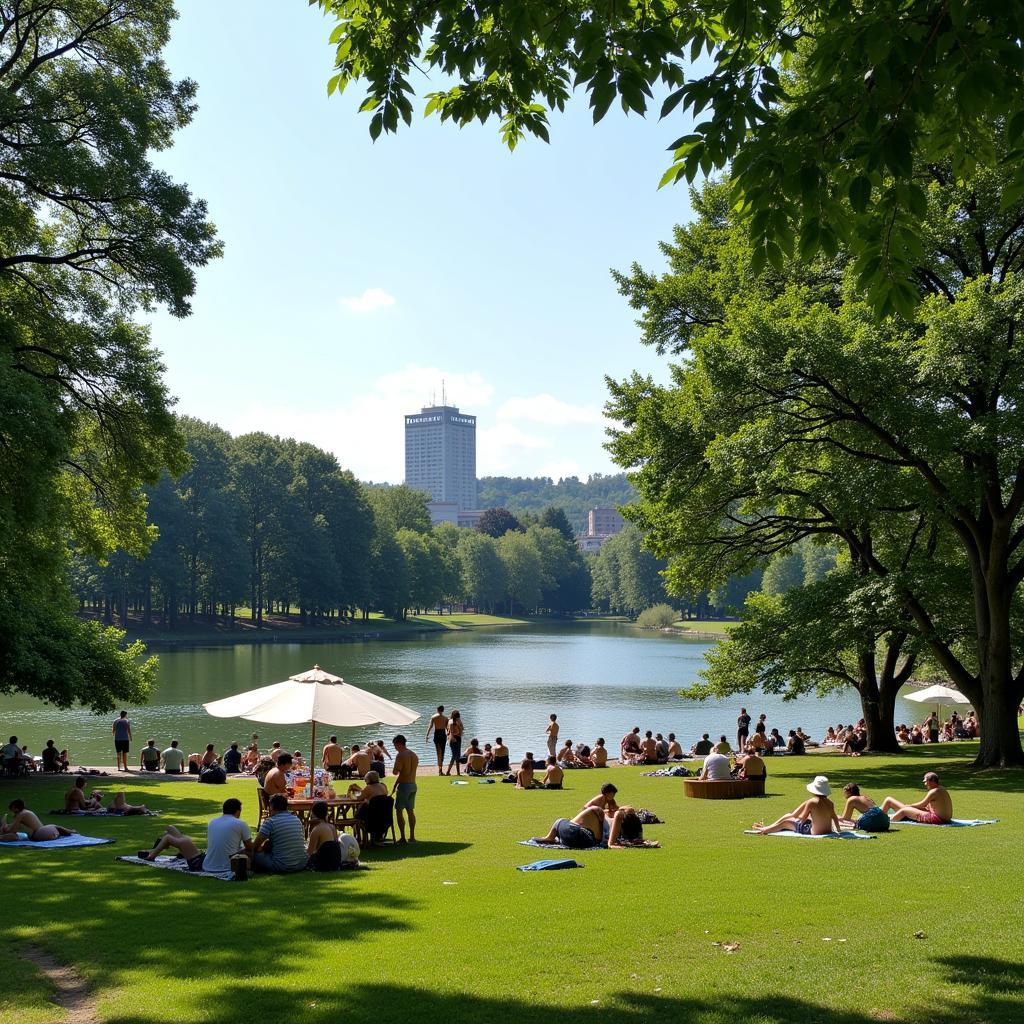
[477,474,636,533]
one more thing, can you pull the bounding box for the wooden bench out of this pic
[683,777,766,799]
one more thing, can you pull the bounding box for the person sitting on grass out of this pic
[464,739,487,775]
[540,757,564,789]
[584,782,619,816]
[306,799,341,870]
[490,738,510,773]
[787,730,806,755]
[843,727,868,756]
[342,744,371,780]
[41,740,68,774]
[200,744,220,769]
[736,751,766,781]
[714,735,732,755]
[516,759,538,789]
[837,783,889,829]
[691,733,714,757]
[620,728,642,762]
[144,824,205,870]
[881,772,953,824]
[252,794,308,874]
[0,800,77,842]
[666,733,683,760]
[65,777,102,813]
[752,776,840,836]
[531,804,659,849]
[574,743,594,767]
[139,739,162,772]
[222,742,243,774]
[558,739,577,766]
[592,738,608,767]
[747,723,772,755]
[896,724,911,744]
[161,740,185,774]
[639,731,660,764]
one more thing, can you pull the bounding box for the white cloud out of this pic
[496,393,604,427]
[340,287,396,314]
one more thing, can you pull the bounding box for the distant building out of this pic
[588,506,624,537]
[576,505,626,552]
[405,404,477,512]
[426,501,459,526]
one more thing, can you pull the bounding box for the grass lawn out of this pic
[2,746,1021,1024]
[671,619,737,634]
[406,611,530,629]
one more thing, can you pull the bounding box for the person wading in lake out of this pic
[426,706,449,772]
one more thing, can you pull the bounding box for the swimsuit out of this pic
[433,728,446,748]
[917,810,949,825]
[797,819,813,835]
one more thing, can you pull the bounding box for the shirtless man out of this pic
[262,753,291,798]
[546,714,560,758]
[491,738,510,772]
[838,783,875,823]
[322,737,344,776]
[881,772,953,824]
[639,731,659,764]
[464,740,487,775]
[532,804,656,849]
[752,776,841,836]
[592,739,608,768]
[0,800,76,842]
[391,735,419,843]
[143,824,205,870]
[515,759,537,789]
[540,757,564,789]
[620,727,641,761]
[558,740,576,765]
[667,734,683,760]
[585,782,619,816]
[425,706,449,771]
[344,744,371,779]
[65,777,102,813]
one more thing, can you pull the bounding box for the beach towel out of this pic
[51,809,161,817]
[893,818,998,827]
[517,859,582,871]
[743,829,876,840]
[477,779,496,784]
[116,854,240,880]
[450,780,469,785]
[0,833,113,849]
[519,838,607,851]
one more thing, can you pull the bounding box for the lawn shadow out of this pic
[807,752,1024,795]
[98,974,1024,1024]
[360,839,471,861]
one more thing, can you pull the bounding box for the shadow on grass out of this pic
[97,976,1024,1024]
[358,839,471,861]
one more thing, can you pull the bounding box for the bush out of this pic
[635,604,677,629]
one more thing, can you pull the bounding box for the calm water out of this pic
[0,622,922,765]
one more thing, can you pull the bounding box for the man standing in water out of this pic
[546,713,559,758]
[112,711,132,772]
[392,735,419,843]
[425,706,448,772]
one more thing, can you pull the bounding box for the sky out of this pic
[148,1,698,483]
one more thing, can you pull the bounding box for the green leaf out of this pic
[660,88,686,120]
[848,175,872,213]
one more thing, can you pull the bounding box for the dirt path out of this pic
[20,945,99,1024]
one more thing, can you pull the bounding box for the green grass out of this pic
[406,611,530,629]
[2,747,1022,1024]
[671,619,737,634]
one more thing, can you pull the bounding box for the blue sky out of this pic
[149,1,696,482]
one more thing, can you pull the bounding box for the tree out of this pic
[539,505,576,543]
[591,525,667,616]
[457,531,506,613]
[315,0,1019,313]
[476,507,521,539]
[365,485,431,534]
[497,530,544,613]
[0,2,219,707]
[607,172,1024,767]
[761,551,806,598]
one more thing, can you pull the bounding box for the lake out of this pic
[0,622,922,765]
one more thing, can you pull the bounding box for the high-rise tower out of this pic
[404,403,477,510]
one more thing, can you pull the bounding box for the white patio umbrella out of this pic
[903,683,972,720]
[203,664,419,786]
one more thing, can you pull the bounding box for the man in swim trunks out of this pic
[65,777,102,813]
[532,805,658,849]
[752,776,840,836]
[321,735,345,777]
[639,731,659,764]
[881,772,953,824]
[144,824,206,871]
[425,706,449,771]
[112,710,132,772]
[666,734,683,760]
[546,714,560,757]
[0,800,77,842]
[490,738,510,772]
[391,735,419,843]
[540,757,564,789]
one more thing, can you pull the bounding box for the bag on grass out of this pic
[198,766,227,785]
[857,806,890,832]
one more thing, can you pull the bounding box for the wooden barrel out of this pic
[683,777,766,799]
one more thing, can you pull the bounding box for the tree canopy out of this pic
[607,168,1024,766]
[314,0,1020,313]
[0,1,220,709]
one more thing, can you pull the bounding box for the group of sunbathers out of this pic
[531,783,660,849]
[752,772,955,835]
[64,776,150,815]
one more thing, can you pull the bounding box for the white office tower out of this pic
[404,404,477,511]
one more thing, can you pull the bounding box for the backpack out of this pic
[198,765,227,785]
[858,806,890,832]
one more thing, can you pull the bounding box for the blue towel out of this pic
[477,779,496,784]
[894,818,998,827]
[0,833,113,849]
[517,858,581,871]
[743,829,876,840]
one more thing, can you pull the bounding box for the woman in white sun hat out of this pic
[752,775,841,836]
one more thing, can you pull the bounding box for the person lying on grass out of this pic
[531,805,659,849]
[881,772,953,824]
[65,776,102,813]
[0,800,77,842]
[91,791,150,816]
[752,776,841,836]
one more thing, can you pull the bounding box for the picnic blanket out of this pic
[0,833,113,849]
[744,829,875,840]
[641,766,691,778]
[51,809,161,817]
[893,818,998,827]
[116,854,239,880]
[517,859,582,871]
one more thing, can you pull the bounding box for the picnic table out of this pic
[286,796,363,839]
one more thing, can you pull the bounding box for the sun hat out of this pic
[806,775,831,796]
